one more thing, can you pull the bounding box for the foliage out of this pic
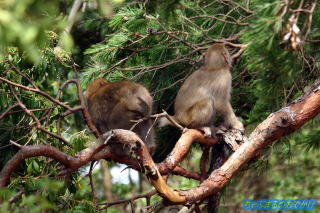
[0,0,69,62]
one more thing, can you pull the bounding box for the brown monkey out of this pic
[86,78,156,154]
[158,44,244,135]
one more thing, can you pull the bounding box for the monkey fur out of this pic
[86,78,156,154]
[158,44,244,135]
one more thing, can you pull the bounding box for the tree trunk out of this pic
[100,160,113,201]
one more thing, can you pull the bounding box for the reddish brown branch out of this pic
[157,129,218,174]
[0,129,209,202]
[1,79,319,204]
[171,167,201,181]
[88,161,97,203]
[0,145,79,186]
[178,79,320,203]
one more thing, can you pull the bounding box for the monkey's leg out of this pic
[218,102,244,132]
[187,99,217,137]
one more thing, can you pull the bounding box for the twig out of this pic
[295,0,305,20]
[10,140,23,148]
[4,107,55,116]
[125,47,205,73]
[302,2,316,42]
[279,0,290,20]
[222,0,253,14]
[0,77,71,110]
[102,53,136,73]
[157,110,184,130]
[231,44,248,61]
[8,189,25,204]
[166,32,197,50]
[88,161,97,203]
[47,79,100,138]
[0,104,19,121]
[98,190,156,210]
[189,15,249,26]
[0,144,12,150]
[9,85,71,146]
[151,76,187,95]
[131,111,184,130]
[171,166,201,181]
[7,61,39,89]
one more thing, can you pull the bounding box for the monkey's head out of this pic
[86,78,109,99]
[204,44,231,70]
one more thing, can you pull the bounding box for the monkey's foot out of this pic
[199,126,217,138]
[182,127,188,134]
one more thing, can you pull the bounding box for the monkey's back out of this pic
[174,68,232,126]
[87,81,153,133]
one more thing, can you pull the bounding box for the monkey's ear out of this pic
[222,52,228,64]
[222,51,232,67]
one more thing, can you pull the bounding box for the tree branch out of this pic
[178,79,320,203]
[1,79,319,205]
[0,77,72,110]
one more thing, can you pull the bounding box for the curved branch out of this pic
[56,79,100,137]
[157,129,218,174]
[0,129,207,189]
[1,79,319,204]
[178,79,320,203]
[0,145,79,186]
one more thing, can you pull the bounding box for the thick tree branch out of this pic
[0,129,207,188]
[1,79,319,205]
[178,79,320,203]
[157,129,218,174]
